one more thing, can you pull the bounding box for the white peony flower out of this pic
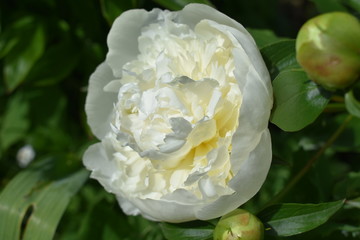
[83,3,273,223]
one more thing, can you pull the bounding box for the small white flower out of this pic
[17,144,35,168]
[83,4,273,223]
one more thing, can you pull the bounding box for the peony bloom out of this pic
[83,3,272,223]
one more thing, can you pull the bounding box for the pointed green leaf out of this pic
[258,200,344,236]
[0,93,30,151]
[260,40,299,79]
[247,28,283,49]
[161,221,214,240]
[0,17,34,58]
[0,168,44,240]
[0,162,88,240]
[270,69,332,131]
[22,170,88,240]
[27,41,80,86]
[3,17,45,92]
[346,0,360,12]
[311,0,347,13]
[26,38,80,86]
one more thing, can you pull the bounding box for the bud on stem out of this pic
[296,12,360,90]
[213,209,264,240]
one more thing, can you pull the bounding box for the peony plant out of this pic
[83,3,273,223]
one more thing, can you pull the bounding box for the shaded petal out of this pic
[231,59,273,173]
[85,63,117,139]
[195,129,272,220]
[117,195,202,222]
[83,142,117,193]
[107,8,163,77]
[117,195,142,216]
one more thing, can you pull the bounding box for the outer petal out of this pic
[83,142,117,193]
[85,63,117,139]
[231,54,273,173]
[195,129,272,220]
[117,195,202,223]
[106,8,163,77]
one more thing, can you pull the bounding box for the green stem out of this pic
[263,114,353,209]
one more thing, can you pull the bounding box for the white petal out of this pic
[199,177,217,198]
[103,79,122,93]
[195,129,272,220]
[231,60,273,173]
[116,195,202,223]
[83,142,117,193]
[85,63,117,139]
[107,8,164,77]
[117,195,141,216]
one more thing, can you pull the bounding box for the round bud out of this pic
[296,12,360,90]
[213,209,264,240]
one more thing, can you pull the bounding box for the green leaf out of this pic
[22,170,88,240]
[26,39,80,86]
[0,162,88,240]
[311,0,347,12]
[345,0,360,12]
[3,17,46,92]
[260,40,299,79]
[334,172,360,199]
[161,222,214,240]
[258,200,344,237]
[270,69,332,132]
[0,93,30,151]
[345,90,360,118]
[0,166,45,240]
[152,0,214,11]
[247,28,283,49]
[0,18,25,58]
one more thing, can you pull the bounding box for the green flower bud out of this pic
[296,12,360,90]
[213,209,264,240]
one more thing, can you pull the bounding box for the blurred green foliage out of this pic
[1,0,360,239]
